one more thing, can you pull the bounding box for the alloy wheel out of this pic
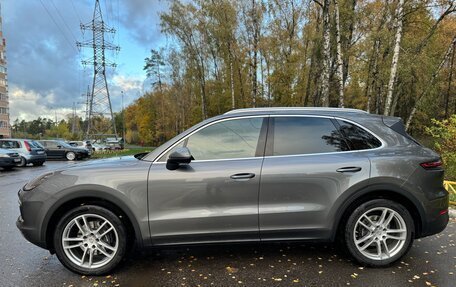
[61,214,119,269]
[353,207,407,261]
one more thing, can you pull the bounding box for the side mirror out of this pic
[57,145,62,149]
[166,147,193,170]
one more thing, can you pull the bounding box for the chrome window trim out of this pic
[225,107,368,114]
[152,115,269,163]
[152,114,385,164]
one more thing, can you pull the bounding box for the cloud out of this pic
[118,0,169,46]
[1,0,166,125]
[9,85,73,122]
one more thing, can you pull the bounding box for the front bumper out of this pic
[0,157,19,167]
[76,151,90,159]
[16,188,47,249]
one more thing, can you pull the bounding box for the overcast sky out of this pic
[2,0,168,121]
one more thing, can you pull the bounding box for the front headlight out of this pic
[23,172,54,191]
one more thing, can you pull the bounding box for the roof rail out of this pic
[224,107,368,115]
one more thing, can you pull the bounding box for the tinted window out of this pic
[337,120,382,150]
[272,117,348,156]
[29,141,43,148]
[161,117,264,161]
[45,141,59,148]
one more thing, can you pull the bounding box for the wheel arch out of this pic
[43,192,143,253]
[331,184,426,241]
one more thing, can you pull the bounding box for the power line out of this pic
[38,0,78,53]
[49,0,78,43]
[69,0,82,24]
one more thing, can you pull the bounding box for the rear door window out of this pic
[336,120,382,150]
[270,117,348,156]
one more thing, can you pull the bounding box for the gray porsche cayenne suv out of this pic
[17,108,449,275]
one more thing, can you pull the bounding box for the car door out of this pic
[259,116,372,241]
[43,141,63,158]
[147,116,268,245]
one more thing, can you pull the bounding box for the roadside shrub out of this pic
[425,115,456,180]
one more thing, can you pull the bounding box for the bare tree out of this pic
[334,0,344,107]
[445,40,455,118]
[384,0,405,116]
[405,36,456,130]
[315,0,331,107]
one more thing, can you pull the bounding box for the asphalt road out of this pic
[0,161,455,287]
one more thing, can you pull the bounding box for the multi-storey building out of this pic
[0,3,10,138]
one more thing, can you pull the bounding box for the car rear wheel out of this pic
[53,205,127,275]
[66,152,76,161]
[344,199,414,267]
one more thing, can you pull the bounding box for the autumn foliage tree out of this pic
[124,0,456,146]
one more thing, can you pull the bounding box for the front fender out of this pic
[40,184,148,249]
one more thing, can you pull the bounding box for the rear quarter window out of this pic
[336,120,382,150]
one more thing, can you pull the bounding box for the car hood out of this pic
[62,156,141,171]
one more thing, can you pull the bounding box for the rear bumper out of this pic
[26,154,47,164]
[418,193,449,238]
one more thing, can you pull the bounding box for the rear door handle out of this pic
[230,173,256,180]
[336,167,362,173]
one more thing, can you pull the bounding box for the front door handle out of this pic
[336,167,362,173]
[230,173,256,180]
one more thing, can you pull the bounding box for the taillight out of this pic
[24,141,32,152]
[420,160,442,169]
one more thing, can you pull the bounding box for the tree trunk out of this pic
[229,47,236,109]
[251,0,259,107]
[405,36,456,130]
[445,41,455,118]
[384,0,405,116]
[342,0,357,86]
[334,0,344,108]
[304,8,321,106]
[320,0,331,107]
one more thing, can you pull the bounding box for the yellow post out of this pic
[444,180,456,205]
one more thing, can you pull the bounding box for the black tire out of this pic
[17,157,27,167]
[66,152,76,161]
[53,205,127,275]
[344,199,414,267]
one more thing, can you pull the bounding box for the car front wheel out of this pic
[344,199,414,267]
[53,205,127,275]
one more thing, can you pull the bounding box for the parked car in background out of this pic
[105,138,123,150]
[0,139,47,166]
[18,108,448,275]
[67,141,93,155]
[0,148,21,170]
[37,140,90,161]
[92,143,110,151]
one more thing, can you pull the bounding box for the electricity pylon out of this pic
[77,0,119,140]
